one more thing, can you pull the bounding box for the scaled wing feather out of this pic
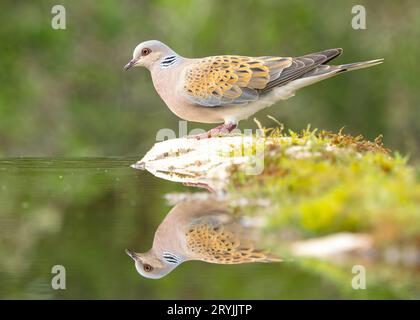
[183,49,343,106]
[184,55,291,107]
[186,222,281,264]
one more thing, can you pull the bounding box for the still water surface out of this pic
[0,158,415,299]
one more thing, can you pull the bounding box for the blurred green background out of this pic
[0,0,419,299]
[1,0,419,159]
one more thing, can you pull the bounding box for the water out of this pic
[0,158,416,299]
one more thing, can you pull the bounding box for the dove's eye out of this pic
[143,264,153,272]
[141,48,151,56]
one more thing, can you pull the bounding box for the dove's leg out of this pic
[189,122,237,140]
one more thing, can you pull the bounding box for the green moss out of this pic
[228,126,420,243]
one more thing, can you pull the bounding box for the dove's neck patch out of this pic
[160,55,178,69]
[162,251,182,264]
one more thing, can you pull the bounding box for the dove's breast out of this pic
[150,64,234,124]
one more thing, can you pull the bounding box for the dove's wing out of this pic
[185,220,281,264]
[183,49,343,107]
[260,48,343,92]
[183,55,292,107]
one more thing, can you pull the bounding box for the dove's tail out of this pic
[300,58,384,79]
[338,59,384,72]
[272,57,384,99]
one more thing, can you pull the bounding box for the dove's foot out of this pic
[188,123,237,140]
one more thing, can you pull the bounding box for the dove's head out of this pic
[125,248,178,279]
[124,40,176,70]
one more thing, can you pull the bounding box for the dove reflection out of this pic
[126,199,281,279]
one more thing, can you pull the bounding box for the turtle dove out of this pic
[126,199,280,279]
[124,40,383,139]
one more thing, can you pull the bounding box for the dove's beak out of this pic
[124,59,138,71]
[125,248,139,260]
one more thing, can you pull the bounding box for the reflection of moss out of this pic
[296,258,417,299]
[227,126,420,299]
[229,126,420,243]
